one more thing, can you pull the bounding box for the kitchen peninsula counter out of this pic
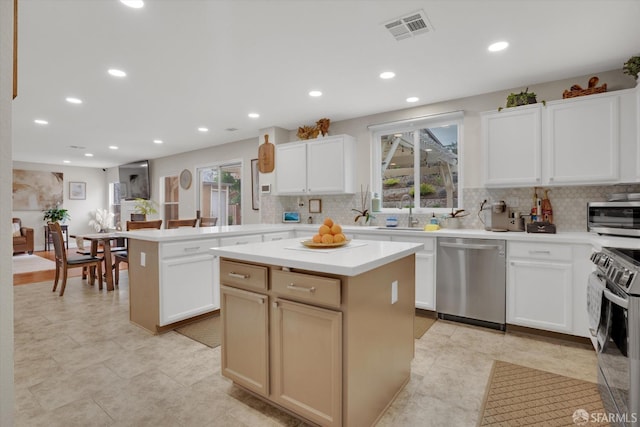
[212,238,422,427]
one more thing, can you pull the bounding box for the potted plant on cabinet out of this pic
[132,198,157,221]
[623,55,640,80]
[42,205,70,223]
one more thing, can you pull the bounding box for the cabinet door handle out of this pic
[529,250,551,254]
[183,246,200,253]
[287,283,316,293]
[235,241,249,245]
[228,272,250,279]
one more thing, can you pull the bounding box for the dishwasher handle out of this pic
[439,242,503,251]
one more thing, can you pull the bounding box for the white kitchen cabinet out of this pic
[507,242,573,334]
[350,232,391,241]
[391,235,436,310]
[275,134,356,195]
[482,105,542,187]
[262,231,294,241]
[219,234,263,246]
[545,93,619,184]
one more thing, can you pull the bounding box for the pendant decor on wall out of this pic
[258,134,275,173]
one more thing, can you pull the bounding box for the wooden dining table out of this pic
[71,232,124,292]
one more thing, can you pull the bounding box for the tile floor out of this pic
[13,275,597,426]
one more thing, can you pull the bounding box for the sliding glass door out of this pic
[197,162,242,226]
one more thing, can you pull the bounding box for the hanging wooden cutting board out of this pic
[258,134,275,173]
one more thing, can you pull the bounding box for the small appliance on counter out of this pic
[490,201,510,232]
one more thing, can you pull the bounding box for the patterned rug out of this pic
[176,313,435,349]
[12,254,56,274]
[479,361,610,426]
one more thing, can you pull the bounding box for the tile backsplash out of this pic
[260,184,640,232]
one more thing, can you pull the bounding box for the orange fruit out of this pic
[318,224,331,235]
[323,218,334,228]
[321,233,334,244]
[330,224,342,235]
[333,233,346,243]
[312,234,322,243]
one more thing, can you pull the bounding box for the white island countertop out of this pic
[210,238,424,276]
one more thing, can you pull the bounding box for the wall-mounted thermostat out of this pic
[261,184,271,193]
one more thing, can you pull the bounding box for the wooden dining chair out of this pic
[199,217,218,227]
[167,218,198,229]
[114,219,163,285]
[48,222,103,296]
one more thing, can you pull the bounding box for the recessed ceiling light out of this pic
[65,97,82,104]
[34,119,48,125]
[248,113,260,119]
[108,69,127,77]
[198,127,209,132]
[488,41,509,52]
[309,90,322,97]
[406,97,419,103]
[120,0,144,8]
[153,139,163,144]
[109,145,119,150]
[63,160,70,164]
[379,71,396,79]
[84,153,94,157]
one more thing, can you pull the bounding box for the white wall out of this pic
[12,161,109,250]
[1,0,15,423]
[145,135,261,225]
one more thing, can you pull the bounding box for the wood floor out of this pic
[12,250,126,286]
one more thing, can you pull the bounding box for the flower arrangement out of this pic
[88,208,114,232]
[352,184,374,224]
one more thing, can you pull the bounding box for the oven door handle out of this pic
[603,288,628,309]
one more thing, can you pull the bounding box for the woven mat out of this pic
[479,361,610,426]
[12,254,56,274]
[176,313,434,348]
[174,315,221,348]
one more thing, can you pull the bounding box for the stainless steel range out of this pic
[589,247,640,426]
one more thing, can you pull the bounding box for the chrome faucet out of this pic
[400,194,420,228]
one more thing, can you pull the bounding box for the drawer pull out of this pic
[183,246,200,252]
[235,241,249,245]
[529,250,551,254]
[287,283,316,293]
[228,272,250,279]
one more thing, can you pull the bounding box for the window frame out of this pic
[370,111,464,215]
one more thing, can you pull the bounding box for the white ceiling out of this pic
[12,0,640,168]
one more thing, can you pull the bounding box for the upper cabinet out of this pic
[275,134,356,195]
[482,104,542,187]
[482,87,638,187]
[545,94,619,184]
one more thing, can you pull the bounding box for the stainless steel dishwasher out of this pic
[436,237,506,330]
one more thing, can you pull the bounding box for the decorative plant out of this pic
[352,185,373,224]
[88,209,114,232]
[506,88,537,108]
[623,55,640,80]
[383,178,400,187]
[42,205,70,223]
[133,198,158,216]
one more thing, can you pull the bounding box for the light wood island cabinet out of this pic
[214,238,421,427]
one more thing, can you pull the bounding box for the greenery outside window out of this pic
[196,162,242,226]
[370,111,463,214]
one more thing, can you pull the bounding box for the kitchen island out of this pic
[211,238,422,427]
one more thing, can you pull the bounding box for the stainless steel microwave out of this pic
[588,201,640,237]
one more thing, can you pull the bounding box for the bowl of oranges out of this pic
[302,218,350,248]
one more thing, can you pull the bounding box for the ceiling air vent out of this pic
[383,10,433,41]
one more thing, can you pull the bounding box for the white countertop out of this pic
[210,238,424,276]
[117,223,640,250]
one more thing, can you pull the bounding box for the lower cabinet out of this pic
[391,235,436,310]
[160,253,218,325]
[271,298,342,426]
[220,285,269,397]
[506,242,586,334]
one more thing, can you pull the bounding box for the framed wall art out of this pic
[69,181,86,200]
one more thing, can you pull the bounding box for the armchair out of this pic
[12,218,34,255]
